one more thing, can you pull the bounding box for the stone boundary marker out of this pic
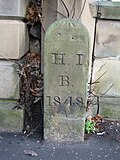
[44,18,89,142]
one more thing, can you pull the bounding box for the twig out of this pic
[34,0,42,20]
[96,96,100,114]
[60,0,70,17]
[71,6,75,18]
[90,83,114,98]
[26,120,42,137]
[33,0,46,32]
[77,0,86,20]
[98,62,106,72]
[101,83,114,97]
[88,88,100,106]
[91,71,107,85]
[14,67,27,87]
[70,0,76,18]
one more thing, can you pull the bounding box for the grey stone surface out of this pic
[0,100,23,131]
[89,1,120,20]
[0,61,19,99]
[92,58,120,97]
[0,99,23,131]
[92,45,120,119]
[95,20,120,58]
[0,20,29,59]
[44,18,89,142]
[0,0,29,19]
[91,19,120,119]
[92,96,120,119]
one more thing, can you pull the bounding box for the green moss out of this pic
[100,106,120,120]
[0,109,23,131]
[0,100,23,131]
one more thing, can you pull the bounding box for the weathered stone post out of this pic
[44,18,89,142]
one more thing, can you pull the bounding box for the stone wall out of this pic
[0,0,29,131]
[89,1,120,119]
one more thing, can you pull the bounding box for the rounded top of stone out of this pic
[45,18,89,41]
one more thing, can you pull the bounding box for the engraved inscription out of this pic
[53,96,61,106]
[76,54,83,65]
[52,53,65,65]
[46,95,83,108]
[59,75,70,86]
[52,53,83,65]
[46,96,52,106]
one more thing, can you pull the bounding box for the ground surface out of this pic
[0,120,120,160]
[0,133,119,160]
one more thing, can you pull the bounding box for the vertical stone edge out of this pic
[44,18,90,142]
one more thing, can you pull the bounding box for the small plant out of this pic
[85,120,96,134]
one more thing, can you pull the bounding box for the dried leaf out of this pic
[91,115,103,123]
